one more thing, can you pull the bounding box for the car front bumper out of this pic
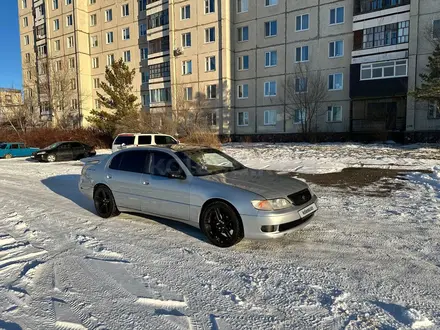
[241,195,318,239]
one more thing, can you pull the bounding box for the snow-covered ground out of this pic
[0,143,439,329]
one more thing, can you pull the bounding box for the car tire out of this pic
[4,154,12,159]
[200,201,244,248]
[47,154,56,162]
[93,185,120,218]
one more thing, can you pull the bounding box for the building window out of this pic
[71,99,78,110]
[360,59,408,80]
[122,28,130,40]
[182,32,191,47]
[123,50,131,62]
[91,36,98,47]
[95,99,101,109]
[205,0,215,14]
[140,24,147,36]
[207,113,217,126]
[66,14,73,27]
[149,88,171,103]
[237,0,248,13]
[237,55,249,70]
[37,44,47,57]
[264,81,277,96]
[66,0,72,5]
[295,46,309,62]
[54,19,60,31]
[264,110,277,125]
[182,60,192,75]
[22,0,27,9]
[90,14,97,26]
[24,35,29,45]
[237,84,249,99]
[105,9,113,22]
[237,112,249,126]
[25,53,31,62]
[70,79,76,90]
[207,84,217,99]
[69,57,75,68]
[93,78,100,89]
[148,62,170,79]
[54,39,60,51]
[107,54,115,66]
[328,73,343,90]
[106,31,114,44]
[141,72,148,84]
[362,21,409,49]
[184,87,193,101]
[55,60,62,71]
[205,27,215,43]
[92,57,99,68]
[329,40,344,58]
[265,0,277,6]
[141,48,148,60]
[67,36,74,48]
[147,9,169,29]
[330,7,344,25]
[428,102,440,119]
[122,4,129,17]
[296,14,309,31]
[139,0,146,12]
[327,106,342,122]
[265,51,277,67]
[238,26,249,42]
[142,94,148,106]
[90,0,96,4]
[205,56,216,71]
[181,5,190,19]
[53,0,58,9]
[295,78,307,92]
[23,17,28,27]
[294,109,306,124]
[433,20,440,39]
[265,20,277,37]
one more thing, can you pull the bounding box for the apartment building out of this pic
[18,0,440,139]
[0,88,22,124]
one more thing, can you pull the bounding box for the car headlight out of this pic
[37,151,46,155]
[251,198,291,211]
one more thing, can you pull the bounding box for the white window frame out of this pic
[237,84,249,99]
[123,50,131,62]
[207,84,217,99]
[205,56,216,72]
[182,32,191,48]
[140,24,146,36]
[93,78,100,89]
[105,9,113,22]
[238,26,249,42]
[205,27,215,43]
[327,106,343,122]
[360,59,408,81]
[329,40,344,58]
[53,0,58,9]
[181,5,190,20]
[142,94,148,106]
[264,81,277,97]
[122,4,129,17]
[66,0,72,5]
[91,35,98,47]
[90,0,96,4]
[106,31,114,44]
[122,27,130,40]
[67,36,74,48]
[66,14,73,27]
[328,73,343,91]
[23,17,28,27]
[296,14,309,32]
[92,57,99,68]
[54,19,60,31]
[94,99,101,109]
[433,19,440,39]
[293,109,306,124]
[54,39,60,51]
[71,99,78,109]
[107,54,115,66]
[141,48,148,60]
[265,50,277,67]
[295,77,308,93]
[141,72,148,84]
[265,20,278,37]
[428,102,440,119]
[184,87,193,101]
[69,58,75,69]
[237,111,249,126]
[265,0,277,7]
[295,45,309,62]
[182,60,192,75]
[90,14,97,26]
[237,0,248,13]
[205,0,215,14]
[24,35,29,45]
[329,7,344,25]
[22,0,27,9]
[264,110,277,126]
[237,55,249,71]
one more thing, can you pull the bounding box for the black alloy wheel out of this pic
[201,201,243,248]
[93,186,120,218]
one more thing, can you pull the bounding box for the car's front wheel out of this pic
[200,201,244,248]
[4,154,12,159]
[93,185,120,218]
[47,154,56,162]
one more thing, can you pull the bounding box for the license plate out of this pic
[299,203,317,218]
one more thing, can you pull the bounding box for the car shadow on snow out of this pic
[41,175,207,243]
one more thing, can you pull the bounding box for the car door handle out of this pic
[106,175,112,179]
[142,181,149,185]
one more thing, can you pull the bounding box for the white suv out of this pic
[111,133,179,153]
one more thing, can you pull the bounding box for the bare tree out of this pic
[284,63,328,138]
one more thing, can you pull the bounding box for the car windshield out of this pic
[176,149,245,176]
[45,142,61,149]
[0,144,7,149]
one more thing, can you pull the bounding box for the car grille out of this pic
[279,214,314,232]
[288,189,312,206]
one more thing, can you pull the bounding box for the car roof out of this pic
[4,142,24,144]
[117,144,214,153]
[115,133,173,137]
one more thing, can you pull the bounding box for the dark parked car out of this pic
[32,141,96,162]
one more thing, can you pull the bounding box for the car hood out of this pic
[201,168,309,199]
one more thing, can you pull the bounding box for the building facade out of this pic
[0,88,22,125]
[18,0,440,139]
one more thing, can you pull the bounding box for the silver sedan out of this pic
[79,146,318,247]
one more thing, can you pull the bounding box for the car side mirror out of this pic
[167,169,185,180]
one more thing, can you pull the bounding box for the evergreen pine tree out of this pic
[411,44,440,105]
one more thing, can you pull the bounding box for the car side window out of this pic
[150,151,182,177]
[71,142,82,148]
[116,150,149,173]
[138,135,152,145]
[154,135,176,145]
[11,144,19,149]
[109,153,123,170]
[59,143,69,150]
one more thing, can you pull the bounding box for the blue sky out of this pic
[0,1,22,89]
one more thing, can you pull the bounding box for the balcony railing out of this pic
[354,0,410,16]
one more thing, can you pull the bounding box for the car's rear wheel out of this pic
[4,154,12,159]
[200,201,244,248]
[47,154,56,162]
[93,185,120,218]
